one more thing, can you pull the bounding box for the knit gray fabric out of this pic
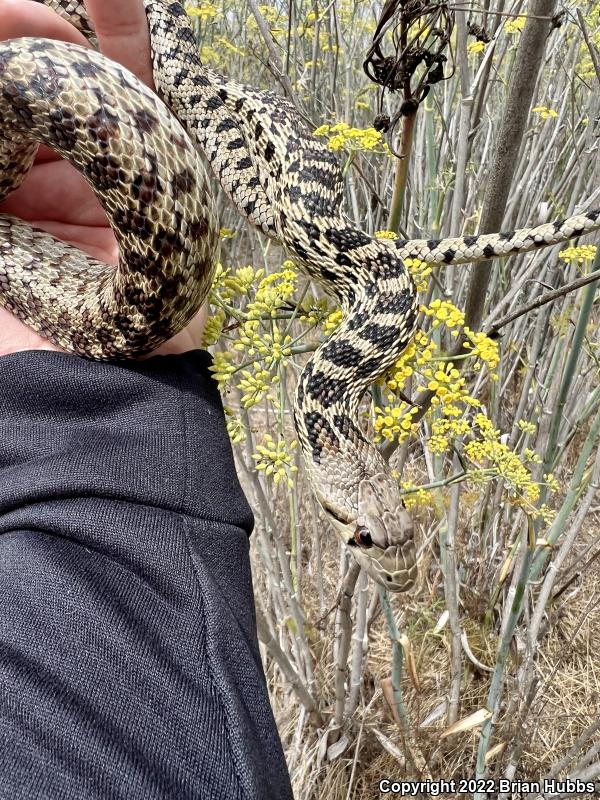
[0,350,293,799]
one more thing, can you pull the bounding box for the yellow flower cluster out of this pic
[211,263,264,303]
[374,403,420,443]
[426,365,462,395]
[246,265,297,317]
[422,299,465,331]
[523,448,542,464]
[202,308,226,347]
[374,292,500,446]
[428,413,472,455]
[465,414,541,503]
[207,264,297,398]
[299,296,331,327]
[468,41,486,54]
[400,480,434,510]
[298,297,343,334]
[405,258,432,293]
[532,106,558,120]
[224,407,246,444]
[210,350,236,388]
[517,419,536,435]
[253,434,299,487]
[428,434,450,454]
[544,472,560,493]
[383,340,416,391]
[324,309,343,335]
[314,122,389,154]
[238,368,279,408]
[424,362,481,412]
[464,328,500,371]
[236,325,293,370]
[505,15,526,34]
[559,245,597,265]
[185,2,219,20]
[246,5,285,37]
[200,45,221,66]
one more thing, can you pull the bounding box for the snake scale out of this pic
[1,1,598,591]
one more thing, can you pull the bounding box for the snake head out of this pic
[349,473,418,592]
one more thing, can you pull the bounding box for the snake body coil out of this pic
[1,0,598,590]
[0,36,218,358]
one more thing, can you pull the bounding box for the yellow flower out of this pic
[463,328,500,371]
[532,106,558,120]
[202,309,226,347]
[328,135,345,151]
[468,41,486,54]
[199,45,221,65]
[559,245,597,265]
[428,434,449,454]
[238,367,278,408]
[253,435,298,487]
[324,309,343,335]
[505,15,525,34]
[247,266,297,318]
[374,405,419,443]
[400,481,433,509]
[404,258,431,293]
[209,351,236,388]
[464,413,545,506]
[185,2,219,20]
[224,407,246,444]
[255,327,293,367]
[315,121,389,154]
[517,419,537,435]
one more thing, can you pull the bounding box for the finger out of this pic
[0,0,89,46]
[85,0,154,88]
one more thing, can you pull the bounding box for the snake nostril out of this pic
[355,526,373,548]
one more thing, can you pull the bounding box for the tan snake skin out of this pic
[1,0,598,592]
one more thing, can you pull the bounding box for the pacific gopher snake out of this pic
[0,0,598,591]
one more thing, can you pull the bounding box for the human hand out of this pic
[0,0,208,358]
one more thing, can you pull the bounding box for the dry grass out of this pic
[243,471,600,798]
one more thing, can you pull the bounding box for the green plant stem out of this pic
[531,407,600,581]
[400,471,468,495]
[379,588,411,733]
[475,522,534,786]
[387,109,418,233]
[540,252,600,499]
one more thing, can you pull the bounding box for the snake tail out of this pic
[394,209,600,266]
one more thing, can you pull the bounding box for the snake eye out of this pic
[355,526,373,548]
